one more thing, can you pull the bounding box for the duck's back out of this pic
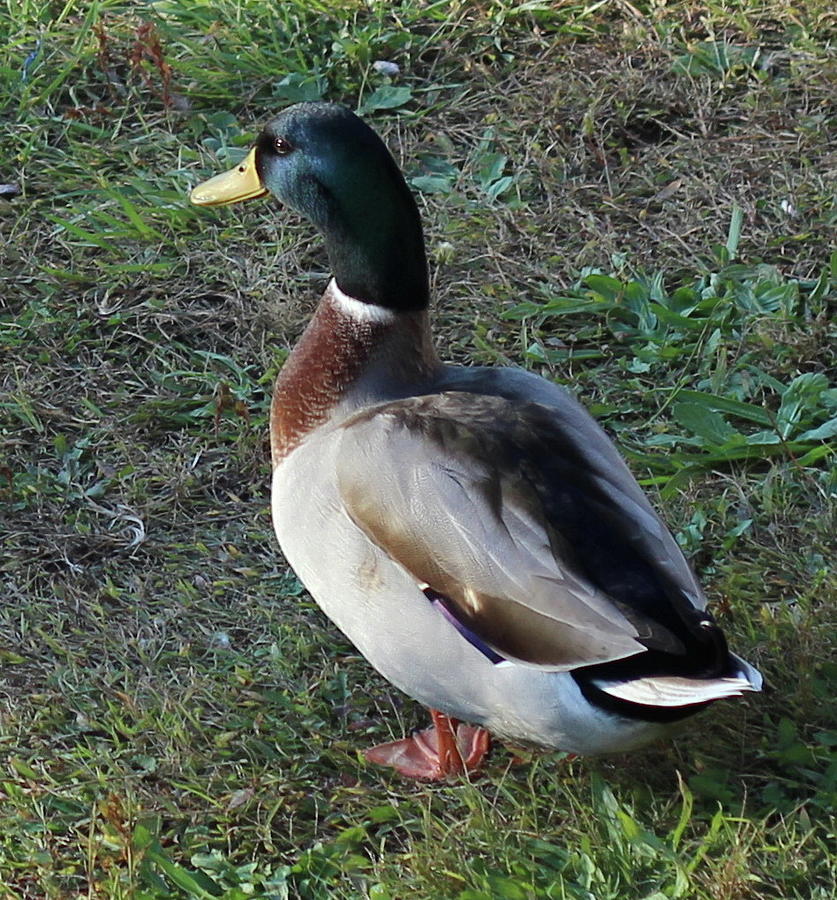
[271,354,754,748]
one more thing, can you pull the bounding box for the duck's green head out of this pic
[191,102,428,311]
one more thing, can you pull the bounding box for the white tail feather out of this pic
[595,655,762,708]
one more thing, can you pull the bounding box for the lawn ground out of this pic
[1,1,835,897]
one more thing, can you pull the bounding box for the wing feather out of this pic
[335,392,686,670]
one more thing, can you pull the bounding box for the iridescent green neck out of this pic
[319,158,429,312]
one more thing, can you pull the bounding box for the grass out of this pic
[1,0,835,897]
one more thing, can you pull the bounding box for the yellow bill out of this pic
[190,147,268,206]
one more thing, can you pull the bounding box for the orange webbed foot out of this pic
[365,709,491,781]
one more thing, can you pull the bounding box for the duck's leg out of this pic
[364,709,491,780]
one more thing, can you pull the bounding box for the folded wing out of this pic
[335,392,704,671]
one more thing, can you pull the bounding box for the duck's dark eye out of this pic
[274,137,293,156]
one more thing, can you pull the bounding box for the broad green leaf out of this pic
[485,175,514,201]
[368,804,400,823]
[525,343,605,363]
[744,430,782,445]
[777,372,829,438]
[477,151,507,186]
[540,296,616,316]
[797,417,837,442]
[11,758,40,780]
[673,390,772,426]
[672,402,740,445]
[723,519,753,549]
[132,823,157,854]
[726,204,743,259]
[415,153,459,177]
[335,824,366,845]
[410,174,454,194]
[146,845,222,897]
[796,442,834,466]
[191,851,225,871]
[649,302,704,330]
[669,284,700,313]
[502,301,547,319]
[359,85,412,112]
[584,273,622,302]
[273,72,324,103]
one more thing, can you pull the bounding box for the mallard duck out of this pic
[191,102,762,780]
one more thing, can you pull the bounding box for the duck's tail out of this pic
[590,652,762,708]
